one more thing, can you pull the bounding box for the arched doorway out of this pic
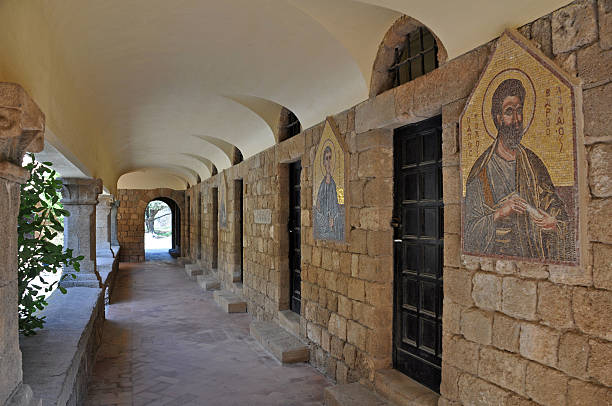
[144,197,181,260]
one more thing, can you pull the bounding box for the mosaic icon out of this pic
[460,30,582,265]
[313,118,348,242]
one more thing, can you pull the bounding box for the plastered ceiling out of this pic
[0,0,571,193]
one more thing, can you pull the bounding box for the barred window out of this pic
[390,27,438,87]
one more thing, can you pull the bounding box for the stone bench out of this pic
[19,248,120,406]
[196,275,220,291]
[250,320,309,364]
[213,290,247,313]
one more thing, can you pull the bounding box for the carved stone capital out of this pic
[97,194,114,209]
[0,83,45,184]
[60,178,103,205]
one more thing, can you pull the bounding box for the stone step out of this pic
[196,275,220,291]
[177,257,191,265]
[324,383,392,406]
[373,369,439,406]
[213,290,247,313]
[278,309,300,336]
[250,321,309,363]
[184,265,203,279]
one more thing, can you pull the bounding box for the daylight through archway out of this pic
[144,200,173,260]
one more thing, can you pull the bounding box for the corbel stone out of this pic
[0,83,44,406]
[59,177,104,288]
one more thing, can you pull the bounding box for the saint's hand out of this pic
[329,217,334,228]
[533,209,557,230]
[494,195,527,221]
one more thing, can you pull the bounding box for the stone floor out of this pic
[85,257,330,406]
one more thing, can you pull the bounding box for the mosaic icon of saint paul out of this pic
[464,78,573,261]
[314,145,345,241]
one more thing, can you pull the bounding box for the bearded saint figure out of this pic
[315,146,344,241]
[464,78,572,261]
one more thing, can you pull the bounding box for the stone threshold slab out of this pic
[250,320,309,364]
[196,275,220,291]
[213,290,247,313]
[184,265,203,279]
[374,369,439,406]
[324,382,392,406]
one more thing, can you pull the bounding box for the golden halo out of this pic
[482,68,536,139]
[320,140,335,174]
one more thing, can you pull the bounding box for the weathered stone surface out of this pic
[439,362,460,401]
[460,308,492,345]
[492,313,520,353]
[599,0,612,50]
[584,82,612,139]
[478,346,526,395]
[588,143,612,197]
[552,0,598,54]
[593,243,612,290]
[577,43,612,87]
[442,300,464,335]
[444,268,473,306]
[472,273,501,311]
[567,378,612,405]
[458,374,508,406]
[537,281,573,328]
[516,262,549,279]
[519,323,560,367]
[572,287,612,340]
[525,362,568,406]
[443,335,479,375]
[531,16,553,57]
[588,339,612,386]
[502,277,537,320]
[558,331,589,378]
[548,264,592,286]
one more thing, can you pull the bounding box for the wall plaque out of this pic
[460,29,583,265]
[254,209,272,224]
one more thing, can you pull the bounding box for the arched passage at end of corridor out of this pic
[144,197,181,261]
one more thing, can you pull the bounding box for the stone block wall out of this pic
[119,1,611,403]
[116,188,185,262]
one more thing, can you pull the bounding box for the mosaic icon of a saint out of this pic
[314,143,345,241]
[464,78,572,261]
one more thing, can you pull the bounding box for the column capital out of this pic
[97,194,114,208]
[60,178,103,205]
[0,83,45,184]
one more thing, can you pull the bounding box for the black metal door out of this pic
[289,161,302,314]
[393,116,443,393]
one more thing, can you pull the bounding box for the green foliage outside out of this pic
[18,155,83,336]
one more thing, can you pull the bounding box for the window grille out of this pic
[284,110,301,139]
[390,27,438,87]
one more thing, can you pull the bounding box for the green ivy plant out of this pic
[18,154,83,336]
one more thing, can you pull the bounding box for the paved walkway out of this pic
[85,257,330,406]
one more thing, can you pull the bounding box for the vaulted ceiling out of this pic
[0,0,571,193]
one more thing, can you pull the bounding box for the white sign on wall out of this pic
[254,209,272,224]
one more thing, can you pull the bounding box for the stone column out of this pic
[59,177,103,288]
[96,194,113,252]
[110,199,120,247]
[0,83,44,406]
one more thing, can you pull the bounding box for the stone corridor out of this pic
[85,258,330,406]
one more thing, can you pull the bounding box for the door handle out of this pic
[390,217,401,229]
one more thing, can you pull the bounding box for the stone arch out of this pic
[369,15,448,98]
[117,188,186,262]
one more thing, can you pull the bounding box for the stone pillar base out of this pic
[5,384,41,406]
